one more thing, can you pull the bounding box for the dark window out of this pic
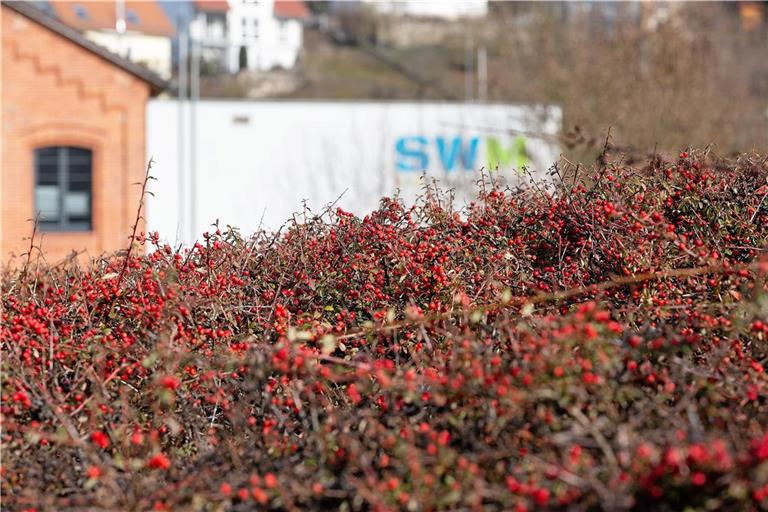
[73,4,89,20]
[34,146,93,231]
[126,9,140,25]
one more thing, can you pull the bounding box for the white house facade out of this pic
[85,30,173,79]
[192,1,230,73]
[48,1,176,79]
[226,0,309,73]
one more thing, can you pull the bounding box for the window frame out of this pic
[34,146,93,232]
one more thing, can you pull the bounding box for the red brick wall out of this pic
[2,6,151,265]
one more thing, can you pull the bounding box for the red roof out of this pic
[274,0,310,20]
[49,0,175,37]
[195,0,229,13]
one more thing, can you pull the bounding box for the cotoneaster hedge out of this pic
[2,150,767,511]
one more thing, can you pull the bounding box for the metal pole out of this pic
[464,29,473,102]
[115,0,126,55]
[178,19,188,245]
[190,17,201,243]
[478,46,487,102]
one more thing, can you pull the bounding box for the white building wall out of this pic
[227,0,303,72]
[363,0,488,20]
[146,100,560,245]
[84,31,172,79]
[191,11,230,71]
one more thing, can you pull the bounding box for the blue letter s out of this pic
[396,136,428,172]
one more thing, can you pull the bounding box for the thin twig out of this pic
[116,158,154,292]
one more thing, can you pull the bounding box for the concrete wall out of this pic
[146,100,560,245]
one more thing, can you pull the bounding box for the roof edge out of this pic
[2,0,168,95]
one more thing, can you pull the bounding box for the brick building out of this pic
[1,1,166,263]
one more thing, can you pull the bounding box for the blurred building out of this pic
[1,1,166,262]
[226,0,310,72]
[328,0,486,48]
[192,0,230,72]
[360,0,488,20]
[47,0,176,79]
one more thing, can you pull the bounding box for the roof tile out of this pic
[274,0,310,20]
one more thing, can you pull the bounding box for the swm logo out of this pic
[395,134,529,173]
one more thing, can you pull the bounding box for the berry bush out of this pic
[2,151,768,511]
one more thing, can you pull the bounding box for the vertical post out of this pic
[178,18,188,245]
[477,46,488,102]
[464,28,474,102]
[115,0,126,56]
[190,15,201,243]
